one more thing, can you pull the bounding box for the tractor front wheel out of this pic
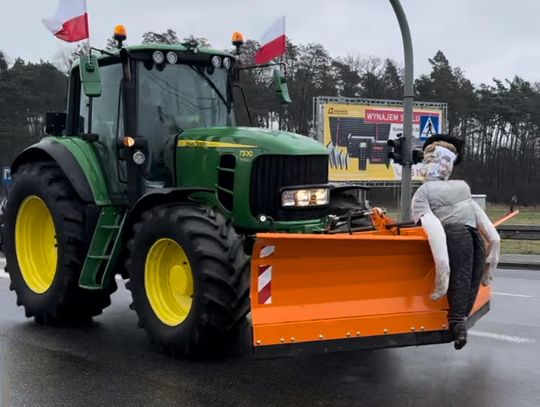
[125,204,250,357]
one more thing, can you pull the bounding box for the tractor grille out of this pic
[217,154,236,212]
[250,155,329,221]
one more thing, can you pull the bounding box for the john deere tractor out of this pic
[3,30,332,354]
[3,29,492,357]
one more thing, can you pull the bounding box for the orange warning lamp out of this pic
[232,31,245,47]
[114,25,127,48]
[122,136,135,148]
[232,31,245,55]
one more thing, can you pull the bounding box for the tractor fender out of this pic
[11,138,111,205]
[126,187,214,227]
[114,187,213,279]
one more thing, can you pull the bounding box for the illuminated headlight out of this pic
[223,57,231,70]
[211,56,222,68]
[313,188,330,204]
[166,51,178,64]
[152,51,164,64]
[281,188,329,207]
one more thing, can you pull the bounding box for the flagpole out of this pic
[84,0,91,56]
[81,0,94,134]
[279,16,286,131]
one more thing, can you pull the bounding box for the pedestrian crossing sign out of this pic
[419,115,439,140]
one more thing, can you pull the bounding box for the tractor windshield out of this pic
[137,62,233,138]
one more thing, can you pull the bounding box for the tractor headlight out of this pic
[294,190,311,207]
[313,188,330,204]
[281,188,329,207]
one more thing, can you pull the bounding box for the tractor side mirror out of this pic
[79,55,102,97]
[273,69,291,105]
[44,112,67,136]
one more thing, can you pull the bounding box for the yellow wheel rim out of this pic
[15,195,58,294]
[145,238,194,326]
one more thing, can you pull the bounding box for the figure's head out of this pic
[420,141,457,181]
[420,134,463,182]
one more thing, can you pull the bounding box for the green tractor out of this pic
[2,32,333,356]
[3,30,495,357]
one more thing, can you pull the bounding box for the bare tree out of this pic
[142,29,180,45]
[53,43,90,74]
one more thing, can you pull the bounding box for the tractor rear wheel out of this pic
[4,162,115,324]
[125,204,250,357]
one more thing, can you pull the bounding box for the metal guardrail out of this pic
[497,225,540,240]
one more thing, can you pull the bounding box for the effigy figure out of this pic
[411,135,500,349]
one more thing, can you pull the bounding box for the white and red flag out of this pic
[255,16,286,65]
[42,0,90,42]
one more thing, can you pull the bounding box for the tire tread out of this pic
[125,204,250,357]
[4,161,115,324]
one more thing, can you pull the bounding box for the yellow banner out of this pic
[323,103,444,182]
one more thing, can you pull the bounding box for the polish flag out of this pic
[255,16,286,65]
[42,0,90,43]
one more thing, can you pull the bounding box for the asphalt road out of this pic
[0,256,539,407]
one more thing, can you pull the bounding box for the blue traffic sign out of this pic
[419,115,440,140]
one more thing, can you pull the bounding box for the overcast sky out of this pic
[1,0,539,85]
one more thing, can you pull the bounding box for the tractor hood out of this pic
[174,126,330,232]
[177,127,328,155]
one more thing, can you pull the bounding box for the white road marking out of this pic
[469,330,535,344]
[0,341,8,404]
[493,291,532,298]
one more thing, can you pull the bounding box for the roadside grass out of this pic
[385,205,539,255]
[499,240,540,255]
[485,205,539,226]
[486,206,540,254]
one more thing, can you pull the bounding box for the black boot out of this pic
[452,322,468,350]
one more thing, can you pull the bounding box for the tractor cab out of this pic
[59,27,290,206]
[63,39,238,203]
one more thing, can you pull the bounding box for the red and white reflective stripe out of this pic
[257,245,275,304]
[258,265,272,305]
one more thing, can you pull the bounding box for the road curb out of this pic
[499,254,540,270]
[498,262,540,271]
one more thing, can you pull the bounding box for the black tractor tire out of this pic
[0,194,6,252]
[4,162,115,325]
[125,204,250,357]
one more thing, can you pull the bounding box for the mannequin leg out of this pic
[444,224,474,349]
[466,227,486,316]
[445,224,474,323]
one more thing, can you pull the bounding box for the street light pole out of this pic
[389,0,414,221]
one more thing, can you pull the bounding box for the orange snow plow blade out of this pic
[250,227,491,356]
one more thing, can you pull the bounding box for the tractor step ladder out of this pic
[79,206,126,289]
